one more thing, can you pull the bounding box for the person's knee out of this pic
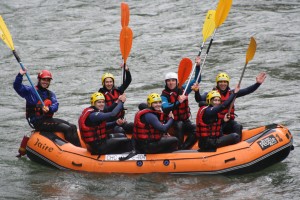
[122,122,133,133]
[183,120,194,129]
[232,121,242,130]
[113,126,125,133]
[232,133,240,143]
[174,121,183,130]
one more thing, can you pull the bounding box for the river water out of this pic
[0,0,299,199]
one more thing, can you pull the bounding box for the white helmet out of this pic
[165,72,178,81]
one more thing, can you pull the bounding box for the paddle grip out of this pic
[12,50,22,63]
[197,49,202,56]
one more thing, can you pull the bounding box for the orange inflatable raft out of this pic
[25,123,293,174]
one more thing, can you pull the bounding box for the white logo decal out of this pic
[105,154,146,161]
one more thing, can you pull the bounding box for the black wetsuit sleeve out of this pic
[117,70,132,93]
[236,82,261,98]
[144,113,174,133]
[89,102,124,124]
[204,93,236,120]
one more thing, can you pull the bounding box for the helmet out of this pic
[206,90,221,105]
[101,73,114,85]
[90,92,105,105]
[147,93,162,107]
[164,72,178,81]
[216,72,230,83]
[37,70,52,79]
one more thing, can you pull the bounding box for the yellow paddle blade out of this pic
[0,16,15,50]
[215,0,233,28]
[202,10,216,42]
[120,26,133,63]
[121,2,130,27]
[246,37,256,64]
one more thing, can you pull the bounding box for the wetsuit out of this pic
[13,73,80,147]
[195,82,262,137]
[196,93,240,151]
[161,65,201,149]
[79,101,131,155]
[98,70,133,133]
[133,109,178,154]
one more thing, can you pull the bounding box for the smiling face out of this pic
[94,100,105,111]
[166,79,177,90]
[39,78,51,89]
[151,101,162,111]
[217,81,229,91]
[104,78,114,90]
[211,97,221,107]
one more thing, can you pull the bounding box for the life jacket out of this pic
[161,89,190,121]
[196,106,222,138]
[133,109,164,141]
[99,88,125,118]
[78,107,107,143]
[214,87,235,120]
[25,87,54,120]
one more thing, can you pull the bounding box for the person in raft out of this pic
[98,64,133,134]
[132,93,179,154]
[13,69,80,147]
[195,72,267,139]
[196,86,241,151]
[78,92,131,155]
[160,56,201,150]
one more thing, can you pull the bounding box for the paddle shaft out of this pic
[238,62,247,86]
[196,29,217,83]
[122,63,126,84]
[182,42,205,95]
[12,50,45,106]
[227,62,248,114]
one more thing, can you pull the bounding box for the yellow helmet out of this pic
[101,73,115,85]
[216,72,230,83]
[206,90,221,105]
[90,92,105,106]
[147,93,162,107]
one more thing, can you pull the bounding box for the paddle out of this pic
[120,27,133,64]
[121,2,130,27]
[183,10,216,95]
[120,26,133,85]
[227,37,257,114]
[178,58,193,89]
[120,2,131,84]
[0,16,45,106]
[196,0,233,83]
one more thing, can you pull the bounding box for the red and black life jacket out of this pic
[133,109,164,141]
[99,88,125,118]
[161,89,190,121]
[196,106,222,138]
[214,87,235,120]
[78,107,107,143]
[25,87,54,120]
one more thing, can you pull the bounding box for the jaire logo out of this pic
[258,135,278,150]
[34,138,54,152]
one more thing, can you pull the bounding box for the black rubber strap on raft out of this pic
[118,150,137,161]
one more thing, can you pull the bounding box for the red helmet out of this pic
[37,70,53,79]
